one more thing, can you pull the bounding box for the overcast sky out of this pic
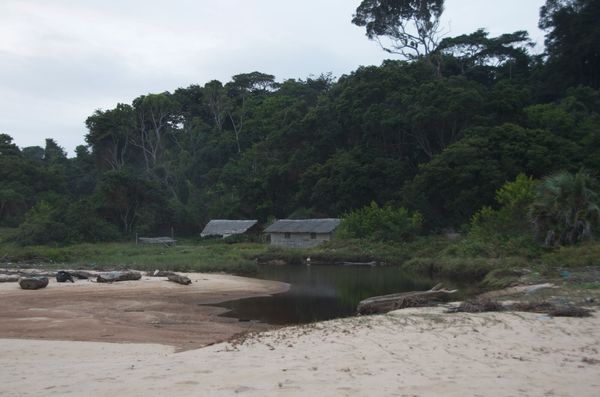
[0,0,546,155]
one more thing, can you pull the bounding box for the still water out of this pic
[217,264,463,325]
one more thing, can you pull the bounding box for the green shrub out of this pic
[64,200,120,243]
[530,170,600,246]
[402,257,494,280]
[470,174,537,241]
[15,201,68,245]
[338,202,423,242]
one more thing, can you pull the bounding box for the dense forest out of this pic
[1,0,599,246]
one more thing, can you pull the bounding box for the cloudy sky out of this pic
[1,0,546,155]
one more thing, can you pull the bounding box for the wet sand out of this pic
[0,272,288,349]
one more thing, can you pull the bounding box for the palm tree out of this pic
[529,170,600,246]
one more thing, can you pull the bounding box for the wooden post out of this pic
[135,232,138,245]
[171,226,174,239]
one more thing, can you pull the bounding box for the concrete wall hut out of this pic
[200,219,259,238]
[264,218,341,248]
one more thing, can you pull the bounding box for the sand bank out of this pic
[1,307,599,397]
[0,272,288,349]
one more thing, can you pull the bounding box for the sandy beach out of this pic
[1,304,599,396]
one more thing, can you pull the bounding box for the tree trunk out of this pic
[357,283,457,315]
[167,274,192,285]
[96,271,142,283]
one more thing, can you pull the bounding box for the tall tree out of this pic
[204,80,227,132]
[352,0,445,59]
[539,0,600,90]
[43,139,67,164]
[86,104,135,170]
[437,29,533,79]
[0,134,21,157]
[131,93,179,171]
[225,72,276,153]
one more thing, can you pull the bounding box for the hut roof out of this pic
[264,218,341,234]
[201,220,258,236]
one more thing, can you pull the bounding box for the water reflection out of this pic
[217,265,448,325]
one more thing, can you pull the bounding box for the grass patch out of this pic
[574,282,600,290]
[256,236,453,266]
[4,225,600,284]
[541,242,600,268]
[0,239,269,275]
[481,268,523,289]
[401,257,494,280]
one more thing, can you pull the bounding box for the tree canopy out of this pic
[3,1,600,245]
[352,0,445,58]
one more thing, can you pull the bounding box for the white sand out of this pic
[1,307,599,397]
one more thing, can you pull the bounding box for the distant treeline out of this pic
[1,0,599,244]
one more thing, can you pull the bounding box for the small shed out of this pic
[264,218,341,248]
[201,219,259,238]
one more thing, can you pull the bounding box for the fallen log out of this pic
[167,274,192,285]
[0,275,20,283]
[68,270,99,279]
[357,283,457,315]
[96,271,142,283]
[447,298,592,318]
[149,270,178,277]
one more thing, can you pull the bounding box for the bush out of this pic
[14,199,121,245]
[15,201,68,245]
[338,202,423,242]
[530,170,600,246]
[64,200,120,243]
[470,173,537,241]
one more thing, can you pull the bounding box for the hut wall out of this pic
[269,232,332,248]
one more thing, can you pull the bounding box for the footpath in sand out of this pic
[1,306,600,396]
[0,272,288,349]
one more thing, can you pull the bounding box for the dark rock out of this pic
[19,277,49,290]
[56,271,74,283]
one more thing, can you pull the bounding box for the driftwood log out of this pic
[357,283,458,315]
[167,274,192,285]
[0,275,20,283]
[149,270,178,277]
[68,270,99,279]
[96,271,142,283]
[447,298,592,317]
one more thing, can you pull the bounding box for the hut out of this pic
[264,218,341,248]
[201,219,259,238]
